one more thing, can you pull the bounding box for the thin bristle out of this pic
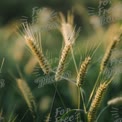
[59,13,78,45]
[76,56,91,87]
[67,11,74,25]
[100,37,119,72]
[88,82,110,122]
[17,79,36,116]
[61,23,74,44]
[25,36,50,74]
[55,44,71,81]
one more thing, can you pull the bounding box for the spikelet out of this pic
[107,97,122,106]
[23,23,50,74]
[55,43,71,81]
[16,79,37,117]
[76,56,91,87]
[88,81,110,122]
[100,35,120,72]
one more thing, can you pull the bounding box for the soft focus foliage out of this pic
[0,0,122,122]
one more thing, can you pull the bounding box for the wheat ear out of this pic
[16,79,37,117]
[55,43,71,81]
[88,81,111,122]
[22,23,50,74]
[76,56,91,87]
[100,37,119,72]
[55,13,79,81]
[25,37,50,74]
[107,97,122,106]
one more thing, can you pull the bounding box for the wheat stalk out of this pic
[55,13,74,81]
[76,56,91,87]
[16,79,37,118]
[23,23,50,74]
[100,36,120,72]
[55,13,80,81]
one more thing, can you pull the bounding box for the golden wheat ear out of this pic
[55,44,71,81]
[23,23,51,74]
[55,13,80,81]
[88,79,112,122]
[16,79,37,118]
[100,32,122,72]
[76,56,91,87]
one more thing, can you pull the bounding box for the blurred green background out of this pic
[0,0,122,122]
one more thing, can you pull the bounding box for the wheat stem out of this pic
[77,87,81,122]
[80,87,87,114]
[71,47,78,75]
[87,72,101,107]
[96,106,109,122]
[0,58,5,73]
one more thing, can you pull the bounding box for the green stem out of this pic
[80,87,87,114]
[53,83,66,109]
[77,87,81,122]
[71,47,78,75]
[87,72,102,107]
[96,106,109,122]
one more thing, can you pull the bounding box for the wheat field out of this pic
[0,1,122,122]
